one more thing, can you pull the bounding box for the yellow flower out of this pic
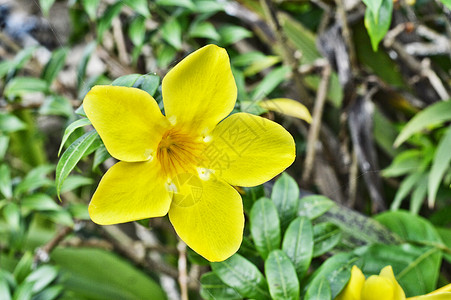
[83,44,295,262]
[335,265,451,300]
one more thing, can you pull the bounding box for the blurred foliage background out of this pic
[0,0,451,299]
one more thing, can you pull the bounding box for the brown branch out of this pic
[34,226,73,264]
[302,64,332,183]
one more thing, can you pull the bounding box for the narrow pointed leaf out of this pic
[428,126,451,207]
[271,173,300,230]
[265,250,300,300]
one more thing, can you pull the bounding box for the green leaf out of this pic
[4,77,49,98]
[250,198,281,259]
[211,254,270,299]
[129,16,146,46]
[0,164,12,199]
[82,0,100,20]
[271,173,300,230]
[200,272,241,300]
[161,18,182,50]
[156,0,195,9]
[51,248,166,299]
[42,47,68,84]
[282,217,313,280]
[39,95,73,117]
[410,173,428,214]
[13,252,33,283]
[56,130,101,198]
[306,253,358,299]
[251,66,290,101]
[12,281,33,300]
[428,126,451,207]
[156,44,177,68]
[14,165,54,197]
[298,195,335,220]
[364,0,393,51]
[390,171,425,210]
[39,0,55,16]
[111,74,142,87]
[382,149,423,178]
[375,210,444,245]
[9,46,37,73]
[97,2,123,42]
[134,74,160,96]
[0,135,9,160]
[313,222,342,257]
[189,21,220,40]
[395,101,451,147]
[25,265,58,293]
[92,145,111,170]
[61,175,94,193]
[265,250,300,300]
[58,118,92,156]
[360,244,441,297]
[0,112,26,133]
[44,210,74,226]
[122,0,151,17]
[193,0,224,13]
[304,276,331,300]
[21,194,60,212]
[3,203,21,232]
[441,0,451,10]
[77,42,97,92]
[32,285,63,300]
[0,272,12,300]
[218,25,252,46]
[362,0,383,19]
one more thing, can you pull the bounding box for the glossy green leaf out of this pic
[304,276,331,300]
[39,95,73,117]
[14,165,54,197]
[0,113,26,133]
[0,272,12,300]
[193,0,224,13]
[3,203,20,232]
[364,0,393,51]
[39,0,55,16]
[375,210,444,245]
[313,222,342,257]
[134,74,160,96]
[44,210,74,226]
[42,48,68,84]
[111,74,141,87]
[13,252,33,283]
[362,0,383,19]
[271,173,300,230]
[32,285,63,300]
[282,217,313,280]
[436,228,451,263]
[265,250,300,300]
[61,175,94,193]
[4,77,49,98]
[58,118,92,156]
[12,281,33,300]
[391,171,425,210]
[56,130,101,198]
[382,149,423,177]
[218,25,252,46]
[306,253,358,299]
[298,195,335,220]
[360,244,441,297]
[251,66,290,101]
[0,164,12,199]
[200,272,241,300]
[21,194,60,212]
[97,2,123,41]
[410,174,428,214]
[129,16,146,46]
[394,101,451,147]
[441,0,451,9]
[156,44,177,68]
[189,21,220,40]
[82,0,100,20]
[122,0,150,17]
[211,254,270,299]
[156,0,195,9]
[51,248,166,300]
[25,265,58,293]
[161,18,182,50]
[250,198,281,259]
[244,55,281,77]
[428,126,451,207]
[92,145,111,170]
[0,135,9,160]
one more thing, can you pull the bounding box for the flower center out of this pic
[157,127,205,178]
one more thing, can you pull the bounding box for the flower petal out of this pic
[335,265,365,300]
[204,112,295,187]
[162,44,237,134]
[379,266,406,300]
[361,276,397,300]
[408,293,451,300]
[89,160,172,225]
[168,174,244,261]
[84,85,170,162]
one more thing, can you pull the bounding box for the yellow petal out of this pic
[259,98,312,123]
[408,293,451,300]
[361,276,397,300]
[335,265,366,300]
[204,112,295,187]
[168,173,244,262]
[83,85,170,162]
[379,266,406,300]
[162,44,237,135]
[89,160,172,225]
